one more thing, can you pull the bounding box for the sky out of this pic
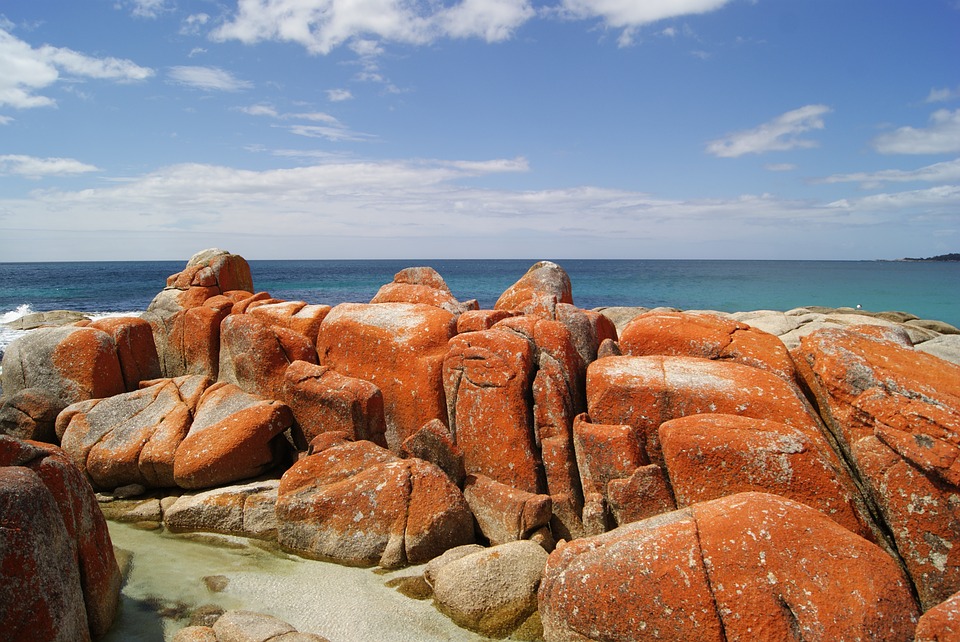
[0,0,959,261]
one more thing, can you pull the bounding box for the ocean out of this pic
[2,259,958,356]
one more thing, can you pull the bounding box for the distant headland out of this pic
[900,253,960,262]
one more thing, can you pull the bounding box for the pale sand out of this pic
[104,522,492,642]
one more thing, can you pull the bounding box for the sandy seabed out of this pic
[104,522,491,642]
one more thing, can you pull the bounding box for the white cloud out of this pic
[764,163,797,172]
[6,156,951,261]
[181,13,211,36]
[0,154,99,178]
[0,27,153,110]
[0,115,12,125]
[168,66,253,91]
[706,104,831,158]
[211,0,534,55]
[327,88,353,102]
[821,158,960,188]
[120,0,168,19]
[239,103,280,117]
[872,109,960,155]
[926,86,960,103]
[560,0,731,46]
[238,104,374,142]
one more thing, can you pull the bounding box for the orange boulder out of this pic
[539,492,919,642]
[281,360,387,447]
[173,382,294,490]
[619,310,798,382]
[276,436,474,567]
[371,266,477,315]
[495,261,573,316]
[793,327,960,609]
[587,355,824,467]
[88,316,161,391]
[317,303,456,450]
[218,314,318,400]
[659,413,873,538]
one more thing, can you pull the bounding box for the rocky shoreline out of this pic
[2,248,960,641]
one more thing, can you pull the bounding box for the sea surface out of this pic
[2,259,958,354]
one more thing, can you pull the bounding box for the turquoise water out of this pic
[1,259,958,331]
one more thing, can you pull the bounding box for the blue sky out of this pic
[1,0,958,261]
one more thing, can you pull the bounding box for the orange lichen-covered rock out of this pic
[539,493,919,642]
[443,328,540,493]
[0,436,122,639]
[87,316,161,391]
[56,376,211,490]
[697,492,918,641]
[0,326,125,442]
[495,261,573,316]
[371,266,477,315]
[218,314,318,400]
[793,327,960,609]
[619,310,797,382]
[0,466,90,642]
[276,436,474,568]
[915,589,960,642]
[463,474,553,546]
[173,382,294,490]
[316,303,457,450]
[281,360,387,447]
[540,501,724,641]
[659,413,873,539]
[587,355,824,467]
[144,249,253,378]
[498,315,587,538]
[400,418,465,486]
[457,309,519,334]
[247,300,331,342]
[556,304,619,366]
[572,413,646,534]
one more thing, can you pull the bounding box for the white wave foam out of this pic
[1,303,34,324]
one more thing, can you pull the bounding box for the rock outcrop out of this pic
[539,492,919,642]
[794,326,960,609]
[0,435,122,641]
[276,435,475,568]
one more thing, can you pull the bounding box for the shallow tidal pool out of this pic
[102,522,492,642]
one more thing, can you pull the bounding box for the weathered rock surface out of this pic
[86,316,162,391]
[174,382,294,490]
[399,418,465,486]
[281,360,386,447]
[0,435,122,639]
[371,266,477,315]
[143,249,253,378]
[619,310,797,382]
[276,436,474,568]
[247,300,331,343]
[0,466,90,642]
[495,260,573,316]
[916,334,960,366]
[430,539,548,638]
[0,325,125,441]
[659,412,873,538]
[793,326,960,609]
[57,375,211,490]
[316,302,456,450]
[587,354,825,467]
[164,480,279,540]
[916,589,960,641]
[218,314,318,400]
[539,492,919,642]
[463,474,553,546]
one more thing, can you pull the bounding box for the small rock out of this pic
[188,604,225,627]
[202,575,229,593]
[113,483,147,499]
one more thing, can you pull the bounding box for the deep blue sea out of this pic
[1,259,958,354]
